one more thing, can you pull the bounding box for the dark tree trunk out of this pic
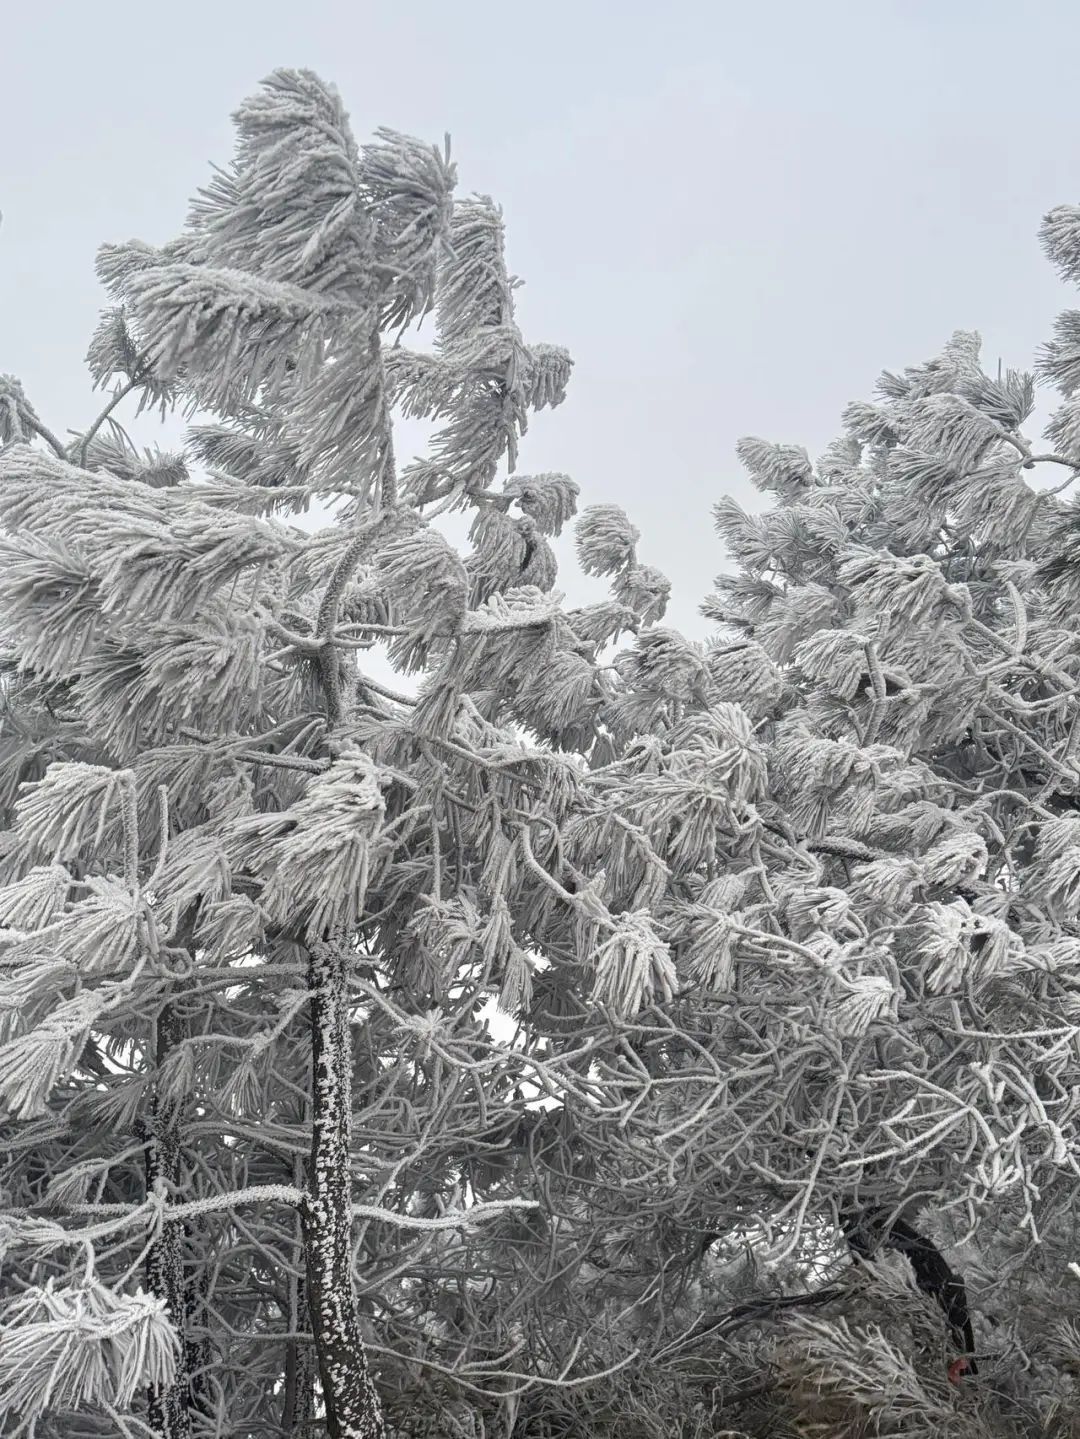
[302,938,385,1439]
[145,999,193,1439]
[842,1205,978,1373]
[282,1266,317,1434]
[284,1165,317,1435]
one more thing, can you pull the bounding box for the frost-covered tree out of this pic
[0,70,680,1439]
[7,66,1080,1439]
[359,246,1080,1438]
[623,247,1080,1432]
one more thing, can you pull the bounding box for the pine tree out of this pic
[8,65,1080,1439]
[0,69,685,1439]
[656,252,1080,1432]
[362,237,1080,1439]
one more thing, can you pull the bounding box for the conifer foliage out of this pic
[0,68,671,1439]
[5,66,1080,1439]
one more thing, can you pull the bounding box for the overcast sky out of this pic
[3,0,1079,635]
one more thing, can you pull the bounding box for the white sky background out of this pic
[3,0,1079,636]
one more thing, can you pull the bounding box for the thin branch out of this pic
[79,375,140,467]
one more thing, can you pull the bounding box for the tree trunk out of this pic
[302,938,385,1439]
[284,1156,317,1435]
[145,999,192,1439]
[282,1266,317,1434]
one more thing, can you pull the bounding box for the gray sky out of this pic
[3,0,1079,635]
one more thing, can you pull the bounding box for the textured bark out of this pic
[302,939,385,1439]
[282,1266,317,1434]
[145,999,193,1439]
[284,1179,317,1435]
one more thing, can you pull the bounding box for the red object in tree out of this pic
[947,1357,971,1385]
